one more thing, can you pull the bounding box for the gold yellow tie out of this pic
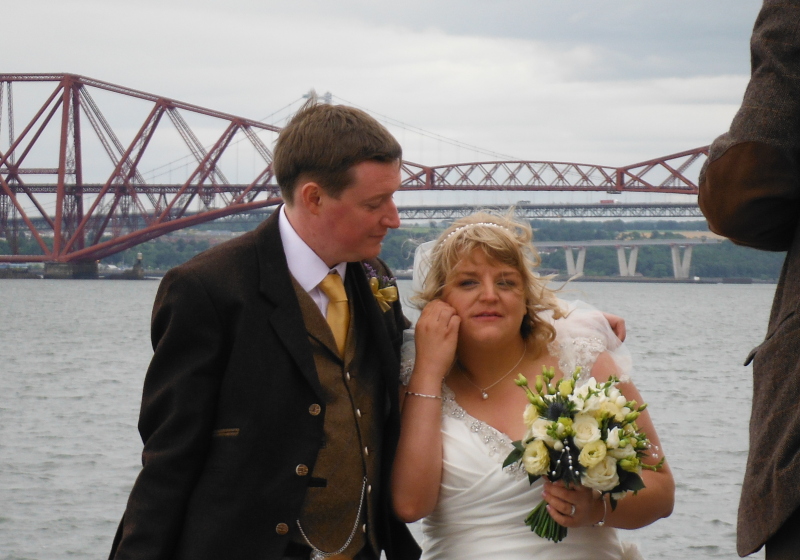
[319,272,349,357]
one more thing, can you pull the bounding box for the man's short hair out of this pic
[272,100,402,204]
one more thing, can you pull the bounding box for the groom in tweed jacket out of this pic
[699,1,800,557]
[109,101,421,560]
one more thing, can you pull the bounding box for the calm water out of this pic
[0,278,775,559]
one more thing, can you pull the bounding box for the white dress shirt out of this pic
[279,205,347,319]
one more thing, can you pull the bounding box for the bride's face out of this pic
[441,248,527,346]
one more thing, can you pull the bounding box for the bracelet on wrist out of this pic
[594,495,608,527]
[405,391,442,400]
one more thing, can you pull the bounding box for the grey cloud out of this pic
[253,0,762,79]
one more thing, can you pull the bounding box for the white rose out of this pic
[607,443,636,460]
[572,414,601,449]
[522,439,550,476]
[582,456,620,492]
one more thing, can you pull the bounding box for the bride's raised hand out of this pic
[542,480,605,528]
[414,299,460,380]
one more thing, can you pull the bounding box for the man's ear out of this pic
[297,181,324,216]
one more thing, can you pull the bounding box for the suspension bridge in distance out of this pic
[0,73,709,277]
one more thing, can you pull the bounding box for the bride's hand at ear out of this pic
[414,299,460,381]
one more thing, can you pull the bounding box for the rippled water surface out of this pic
[0,279,775,559]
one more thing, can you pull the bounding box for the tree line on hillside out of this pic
[378,220,785,280]
[0,219,787,280]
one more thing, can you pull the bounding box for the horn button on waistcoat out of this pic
[296,464,309,476]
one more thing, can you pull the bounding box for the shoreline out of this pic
[0,268,776,285]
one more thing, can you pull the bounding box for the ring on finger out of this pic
[569,504,576,517]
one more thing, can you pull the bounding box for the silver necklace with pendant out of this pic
[460,341,527,399]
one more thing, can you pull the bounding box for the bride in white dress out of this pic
[391,213,674,560]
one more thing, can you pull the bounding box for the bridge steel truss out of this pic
[0,73,708,264]
[399,146,707,195]
[0,74,281,263]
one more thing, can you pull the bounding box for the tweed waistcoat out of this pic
[291,277,383,557]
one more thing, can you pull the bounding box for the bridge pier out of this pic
[616,246,639,277]
[43,261,98,279]
[670,245,693,279]
[564,246,586,277]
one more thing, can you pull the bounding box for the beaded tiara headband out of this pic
[443,222,511,241]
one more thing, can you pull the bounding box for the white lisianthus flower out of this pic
[523,404,539,428]
[572,384,589,400]
[582,393,604,415]
[615,395,628,408]
[578,439,607,469]
[572,414,601,449]
[606,427,621,449]
[582,456,620,492]
[530,418,559,448]
[607,443,636,460]
[568,394,585,413]
[607,387,621,401]
[571,378,602,413]
[522,440,550,476]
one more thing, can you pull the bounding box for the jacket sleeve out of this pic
[110,268,227,560]
[698,0,800,251]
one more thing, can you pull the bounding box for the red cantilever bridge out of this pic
[0,73,708,265]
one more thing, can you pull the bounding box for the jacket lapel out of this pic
[348,262,401,383]
[255,209,325,398]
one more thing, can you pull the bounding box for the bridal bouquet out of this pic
[503,366,663,543]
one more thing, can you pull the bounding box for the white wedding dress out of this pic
[401,302,644,560]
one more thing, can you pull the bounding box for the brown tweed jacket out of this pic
[699,1,800,555]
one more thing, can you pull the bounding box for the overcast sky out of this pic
[6,0,762,206]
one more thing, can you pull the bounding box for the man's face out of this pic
[314,160,401,265]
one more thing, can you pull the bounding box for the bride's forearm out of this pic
[391,374,445,523]
[604,465,675,529]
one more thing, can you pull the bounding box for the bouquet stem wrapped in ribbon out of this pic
[503,366,664,543]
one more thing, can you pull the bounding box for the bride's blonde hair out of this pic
[414,211,565,351]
